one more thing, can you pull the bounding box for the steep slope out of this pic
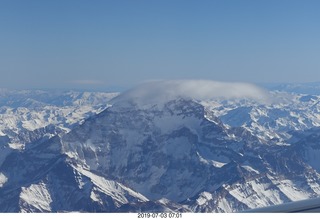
[290,127,320,172]
[60,96,320,212]
[0,135,180,212]
[0,89,118,177]
[62,98,231,202]
[2,83,320,212]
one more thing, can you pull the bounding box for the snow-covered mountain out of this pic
[260,81,320,95]
[0,89,118,150]
[0,89,118,176]
[1,82,320,212]
[203,91,320,146]
[58,94,320,212]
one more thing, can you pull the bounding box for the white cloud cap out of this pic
[112,80,270,107]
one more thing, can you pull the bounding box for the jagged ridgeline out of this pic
[1,81,320,212]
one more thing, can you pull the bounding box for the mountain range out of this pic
[1,82,320,212]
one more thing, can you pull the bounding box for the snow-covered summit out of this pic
[2,82,320,212]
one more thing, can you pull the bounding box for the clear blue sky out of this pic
[0,0,320,91]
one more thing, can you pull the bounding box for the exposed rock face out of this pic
[1,87,320,212]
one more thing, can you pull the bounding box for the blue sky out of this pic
[0,0,320,91]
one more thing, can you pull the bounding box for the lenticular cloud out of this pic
[112,80,270,106]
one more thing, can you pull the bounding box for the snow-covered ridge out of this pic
[2,82,320,213]
[0,89,118,150]
[203,91,320,145]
